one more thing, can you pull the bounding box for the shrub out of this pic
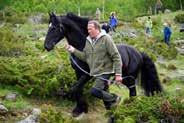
[112,93,184,123]
[0,27,76,97]
[0,49,76,97]
[174,14,184,23]
[0,27,26,57]
[40,104,77,123]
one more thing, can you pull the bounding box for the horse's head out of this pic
[44,12,65,51]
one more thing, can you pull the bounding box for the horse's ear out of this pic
[48,12,52,17]
[67,12,74,17]
[49,12,59,24]
[51,12,56,16]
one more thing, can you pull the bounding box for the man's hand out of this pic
[115,75,123,85]
[65,44,75,53]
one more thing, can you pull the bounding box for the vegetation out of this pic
[112,92,184,123]
[0,0,183,21]
[174,13,184,23]
[0,27,76,97]
[0,0,184,122]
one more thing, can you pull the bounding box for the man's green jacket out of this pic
[73,32,122,76]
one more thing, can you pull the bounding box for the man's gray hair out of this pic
[88,20,101,31]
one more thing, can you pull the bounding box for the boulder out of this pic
[5,93,17,101]
[164,9,171,13]
[18,108,41,123]
[0,104,8,115]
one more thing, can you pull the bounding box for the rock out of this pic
[120,29,138,38]
[39,37,45,41]
[181,99,184,103]
[175,87,182,92]
[174,40,184,54]
[5,93,17,101]
[0,104,8,115]
[176,47,184,55]
[28,14,44,24]
[167,64,177,70]
[162,76,171,83]
[164,9,171,13]
[32,108,41,116]
[18,108,41,123]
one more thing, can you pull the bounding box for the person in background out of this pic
[102,22,111,33]
[96,8,101,21]
[163,22,172,46]
[145,16,153,36]
[155,0,163,14]
[66,20,122,111]
[109,12,118,32]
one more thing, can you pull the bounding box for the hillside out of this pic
[0,1,184,122]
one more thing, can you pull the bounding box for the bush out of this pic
[40,104,77,123]
[113,93,184,123]
[0,7,27,24]
[0,48,76,97]
[174,14,184,23]
[0,27,26,57]
[0,27,76,97]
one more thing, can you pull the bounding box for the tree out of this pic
[72,0,82,16]
[145,0,156,15]
[179,0,183,10]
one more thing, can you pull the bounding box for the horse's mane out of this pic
[59,13,90,50]
[66,12,89,36]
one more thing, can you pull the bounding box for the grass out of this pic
[0,85,32,110]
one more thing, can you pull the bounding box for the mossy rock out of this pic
[167,63,177,70]
[162,76,172,84]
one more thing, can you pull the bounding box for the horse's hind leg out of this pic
[129,87,136,97]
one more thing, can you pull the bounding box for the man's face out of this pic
[87,23,97,38]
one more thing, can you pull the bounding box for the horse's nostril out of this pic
[44,43,53,51]
[44,44,50,51]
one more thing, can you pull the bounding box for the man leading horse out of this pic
[66,20,122,114]
[44,13,163,118]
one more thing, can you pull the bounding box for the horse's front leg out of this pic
[71,74,92,117]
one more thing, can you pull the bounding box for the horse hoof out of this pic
[107,115,115,123]
[72,110,85,117]
[72,106,87,117]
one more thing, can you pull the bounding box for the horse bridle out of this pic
[49,22,65,35]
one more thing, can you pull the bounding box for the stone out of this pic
[0,104,8,115]
[5,93,17,101]
[18,108,41,123]
[164,9,171,13]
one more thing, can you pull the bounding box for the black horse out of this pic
[44,12,163,116]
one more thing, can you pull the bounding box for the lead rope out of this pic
[70,54,137,89]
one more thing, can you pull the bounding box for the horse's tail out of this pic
[140,52,163,96]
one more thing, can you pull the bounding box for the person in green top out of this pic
[66,20,122,110]
[145,16,153,35]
